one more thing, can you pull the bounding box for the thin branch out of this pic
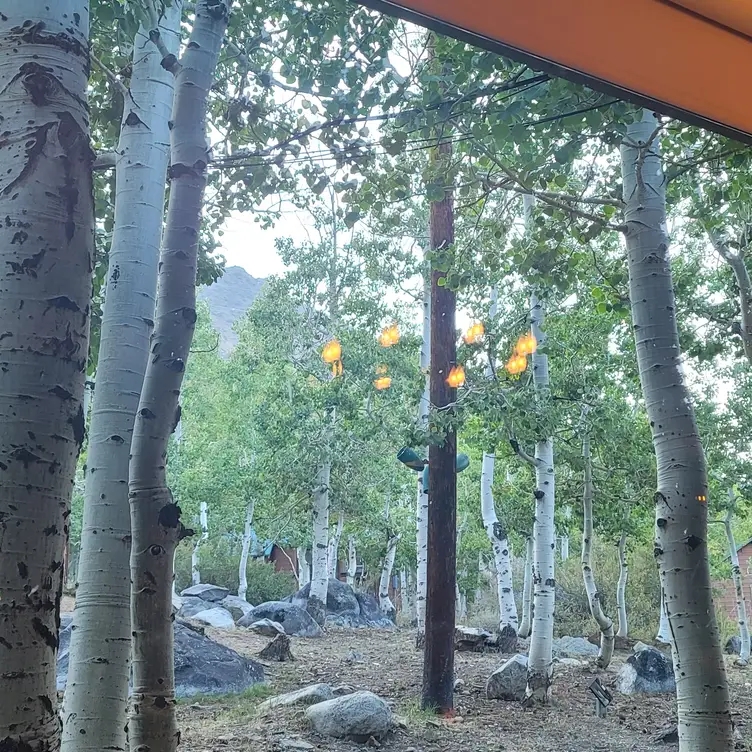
[93,152,117,171]
[91,51,129,99]
[148,29,181,75]
[509,437,539,468]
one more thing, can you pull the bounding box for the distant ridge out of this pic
[197,266,265,357]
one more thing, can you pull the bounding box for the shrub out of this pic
[175,535,297,605]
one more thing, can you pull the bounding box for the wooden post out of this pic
[422,137,457,714]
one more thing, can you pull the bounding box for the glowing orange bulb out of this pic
[516,332,537,356]
[463,322,485,344]
[505,354,527,375]
[322,339,342,363]
[446,365,466,388]
[374,376,392,390]
[378,324,400,347]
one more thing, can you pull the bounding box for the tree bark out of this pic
[128,5,229,752]
[524,283,556,703]
[0,3,93,749]
[621,110,732,751]
[559,535,569,561]
[723,500,750,665]
[297,547,310,588]
[518,535,534,639]
[581,434,615,668]
[480,451,518,634]
[347,535,357,586]
[616,530,629,638]
[191,500,209,585]
[238,500,255,600]
[656,589,671,644]
[309,460,331,625]
[416,272,430,641]
[327,509,344,578]
[379,534,400,620]
[423,136,457,714]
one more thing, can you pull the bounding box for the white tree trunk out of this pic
[656,590,672,644]
[415,271,431,640]
[309,461,331,625]
[616,530,629,638]
[724,503,750,665]
[327,510,344,579]
[297,547,310,588]
[560,535,569,561]
[621,111,732,751]
[525,282,556,704]
[518,535,534,638]
[0,3,93,749]
[191,501,209,585]
[379,534,400,620]
[347,536,357,586]
[128,6,229,752]
[481,451,519,634]
[581,434,615,668]
[238,500,255,601]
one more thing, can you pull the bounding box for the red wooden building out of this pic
[714,538,752,622]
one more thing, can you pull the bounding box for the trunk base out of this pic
[258,634,295,662]
[307,595,327,627]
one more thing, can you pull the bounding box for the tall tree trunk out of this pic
[297,547,310,588]
[616,530,629,638]
[559,535,569,561]
[524,286,556,704]
[191,500,209,585]
[379,534,400,620]
[128,5,229,752]
[480,451,518,635]
[621,110,732,751]
[347,535,357,586]
[327,509,344,578]
[238,500,255,601]
[518,535,534,638]
[423,135,457,714]
[416,272,430,642]
[581,434,615,668]
[309,460,331,625]
[723,500,750,665]
[0,3,93,749]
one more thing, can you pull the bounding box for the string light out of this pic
[322,339,343,377]
[446,365,466,388]
[463,322,485,344]
[378,324,400,347]
[505,331,537,376]
[374,376,392,390]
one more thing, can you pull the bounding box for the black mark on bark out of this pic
[31,617,57,649]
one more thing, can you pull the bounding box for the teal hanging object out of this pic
[421,453,470,488]
[397,446,427,471]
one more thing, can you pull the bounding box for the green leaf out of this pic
[343,211,360,228]
[553,175,567,188]
[425,183,446,202]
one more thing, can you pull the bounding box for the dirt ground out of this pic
[176,626,752,752]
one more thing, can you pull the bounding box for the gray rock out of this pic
[180,583,229,603]
[553,636,600,658]
[486,654,528,701]
[238,601,322,637]
[258,683,334,713]
[191,607,235,629]
[58,622,264,698]
[249,618,286,637]
[305,691,393,739]
[280,739,315,751]
[333,684,355,696]
[455,626,494,652]
[61,613,74,631]
[222,595,254,621]
[290,578,360,616]
[178,596,215,618]
[725,635,742,655]
[617,645,675,694]
[56,623,74,691]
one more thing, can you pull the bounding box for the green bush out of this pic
[175,536,297,605]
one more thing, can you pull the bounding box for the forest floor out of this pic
[175,626,752,752]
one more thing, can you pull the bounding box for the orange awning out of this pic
[359,0,752,143]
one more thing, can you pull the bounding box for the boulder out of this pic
[305,691,393,740]
[485,654,528,701]
[552,636,599,658]
[249,618,286,637]
[455,626,494,652]
[587,630,637,652]
[258,683,334,713]
[725,635,742,655]
[191,607,235,629]
[238,601,322,637]
[290,578,360,616]
[174,621,264,696]
[617,645,675,694]
[56,622,74,691]
[58,622,264,698]
[222,595,254,622]
[178,596,214,619]
[180,583,229,603]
